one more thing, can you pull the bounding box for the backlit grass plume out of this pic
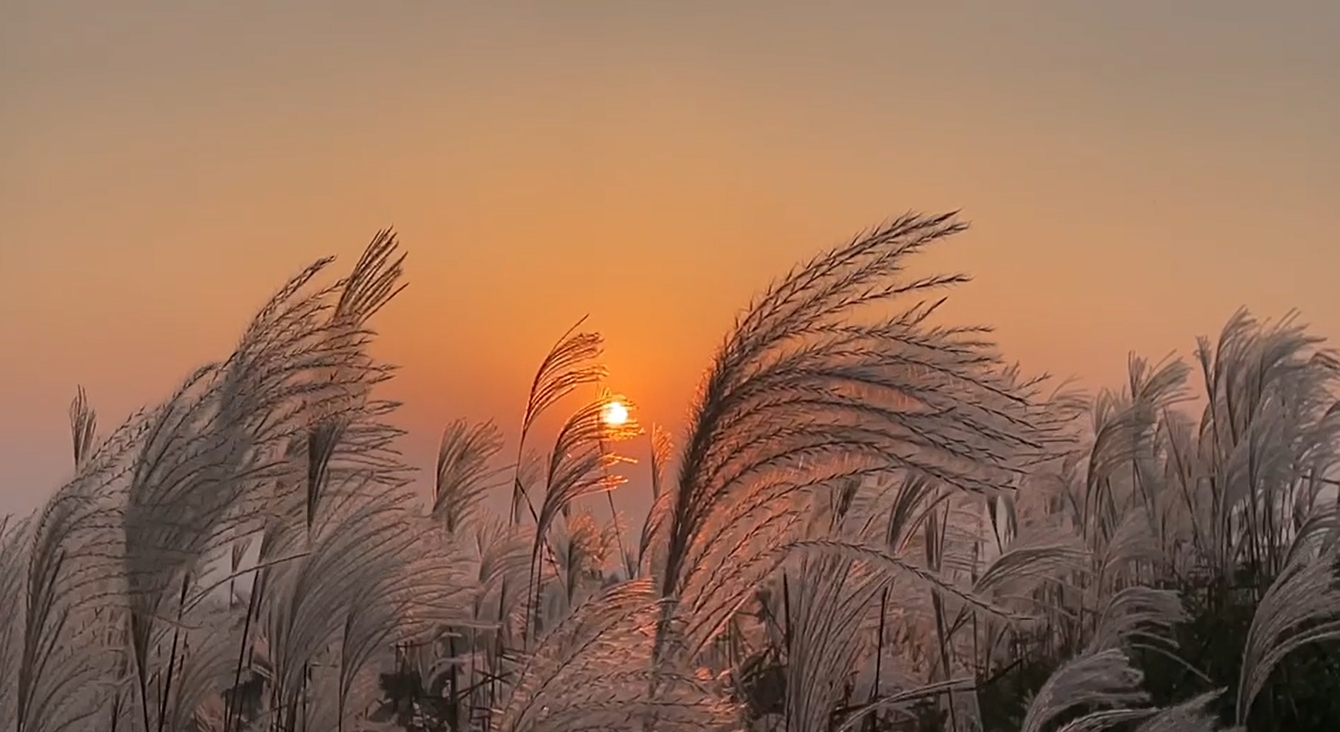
[653,212,1063,665]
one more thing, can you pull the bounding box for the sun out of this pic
[601,400,630,427]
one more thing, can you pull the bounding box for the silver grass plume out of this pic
[1134,690,1239,732]
[122,256,341,731]
[0,514,27,717]
[1234,505,1340,725]
[511,318,606,525]
[1193,308,1340,579]
[5,407,152,732]
[525,396,632,643]
[545,511,615,617]
[655,212,1064,670]
[69,387,98,471]
[778,480,894,732]
[434,420,508,536]
[1048,691,1238,732]
[102,229,410,732]
[492,319,606,715]
[160,598,243,732]
[498,579,738,732]
[1019,585,1184,732]
[261,478,419,731]
[1018,648,1149,732]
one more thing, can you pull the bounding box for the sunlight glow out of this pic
[601,400,630,427]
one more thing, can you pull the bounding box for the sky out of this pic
[2,1,1338,518]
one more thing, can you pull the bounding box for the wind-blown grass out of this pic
[2,212,1337,732]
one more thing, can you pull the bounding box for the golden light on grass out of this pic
[601,399,630,427]
[595,388,641,443]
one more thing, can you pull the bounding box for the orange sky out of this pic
[2,1,1338,517]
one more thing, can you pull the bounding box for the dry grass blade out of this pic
[111,230,410,731]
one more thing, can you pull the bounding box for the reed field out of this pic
[2,212,1337,732]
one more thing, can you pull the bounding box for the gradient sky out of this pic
[2,1,1338,518]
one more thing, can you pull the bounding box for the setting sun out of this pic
[601,399,629,426]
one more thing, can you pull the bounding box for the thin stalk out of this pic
[865,587,889,732]
[447,631,460,732]
[926,504,960,732]
[225,570,264,732]
[595,431,629,576]
[156,574,192,732]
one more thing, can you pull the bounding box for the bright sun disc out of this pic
[601,400,629,426]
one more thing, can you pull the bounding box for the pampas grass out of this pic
[3,212,1337,732]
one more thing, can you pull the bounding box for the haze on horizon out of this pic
[2,0,1337,517]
